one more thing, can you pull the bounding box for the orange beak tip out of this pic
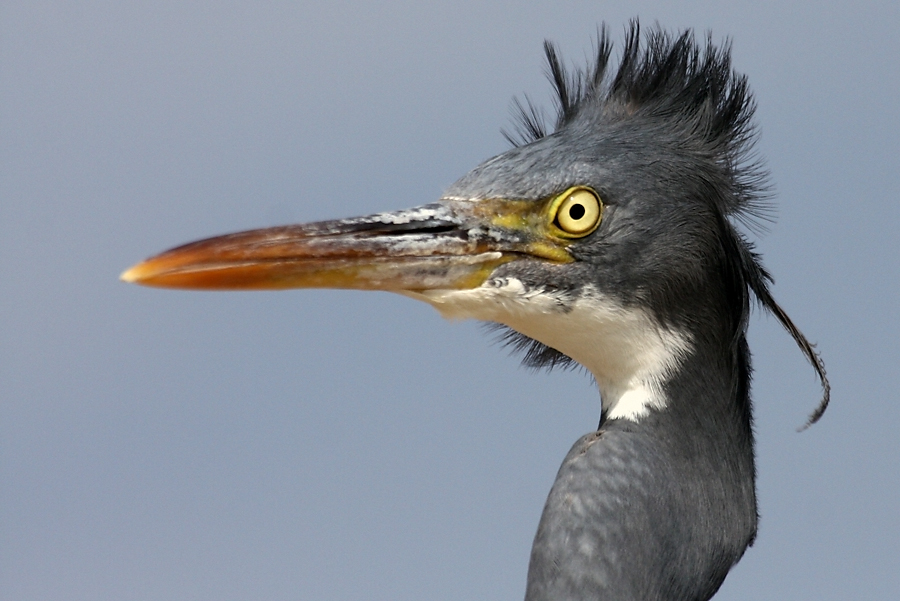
[120,261,163,285]
[120,264,142,284]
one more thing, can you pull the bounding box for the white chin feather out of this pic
[401,278,691,422]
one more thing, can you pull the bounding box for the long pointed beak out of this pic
[121,201,571,292]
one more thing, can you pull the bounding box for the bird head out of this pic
[122,25,828,425]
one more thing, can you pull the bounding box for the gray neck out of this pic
[524,338,757,601]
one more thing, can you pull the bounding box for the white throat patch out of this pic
[403,278,692,421]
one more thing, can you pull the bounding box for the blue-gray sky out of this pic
[2,2,898,599]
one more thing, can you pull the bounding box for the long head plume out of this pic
[498,21,829,427]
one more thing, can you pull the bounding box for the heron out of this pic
[122,23,829,601]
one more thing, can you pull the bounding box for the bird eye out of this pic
[553,187,602,236]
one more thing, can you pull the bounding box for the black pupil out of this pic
[568,203,586,220]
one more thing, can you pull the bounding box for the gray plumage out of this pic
[123,20,830,601]
[446,23,828,600]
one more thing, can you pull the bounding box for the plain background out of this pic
[2,1,898,599]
